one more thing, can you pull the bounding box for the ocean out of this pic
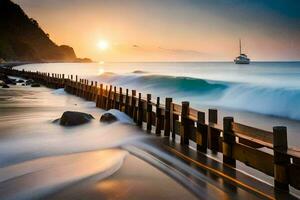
[16,62,300,147]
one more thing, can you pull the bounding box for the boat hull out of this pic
[234,59,250,64]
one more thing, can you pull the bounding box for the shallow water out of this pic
[0,82,276,199]
[0,82,201,199]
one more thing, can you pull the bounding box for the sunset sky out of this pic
[14,0,300,62]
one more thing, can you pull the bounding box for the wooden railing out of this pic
[2,68,300,191]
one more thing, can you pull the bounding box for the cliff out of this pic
[0,0,91,62]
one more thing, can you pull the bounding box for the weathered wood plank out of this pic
[232,122,273,148]
[233,143,274,176]
[288,163,300,190]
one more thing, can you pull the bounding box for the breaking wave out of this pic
[97,73,300,120]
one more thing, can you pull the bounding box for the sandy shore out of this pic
[0,148,197,200]
[44,150,197,200]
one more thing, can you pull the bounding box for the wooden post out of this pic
[86,80,90,99]
[119,87,123,111]
[223,117,236,167]
[82,79,85,98]
[171,105,179,140]
[83,79,87,98]
[115,87,120,109]
[208,109,220,152]
[180,101,190,145]
[94,82,98,101]
[102,85,107,109]
[147,94,152,133]
[137,93,143,127]
[197,111,207,153]
[164,98,172,137]
[209,109,217,124]
[76,79,80,96]
[96,88,100,108]
[81,79,86,98]
[125,89,129,114]
[273,126,289,191]
[155,97,162,135]
[106,85,112,110]
[78,79,81,96]
[89,81,93,100]
[84,79,87,98]
[113,86,117,109]
[98,84,103,108]
[132,90,137,120]
[62,74,65,86]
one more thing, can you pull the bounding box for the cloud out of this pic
[158,47,208,56]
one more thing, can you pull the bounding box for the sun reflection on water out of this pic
[98,68,105,75]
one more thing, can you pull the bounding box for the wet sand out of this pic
[44,151,197,200]
[0,148,197,200]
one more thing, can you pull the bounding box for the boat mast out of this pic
[239,39,241,55]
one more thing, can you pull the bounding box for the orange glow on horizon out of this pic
[14,0,300,62]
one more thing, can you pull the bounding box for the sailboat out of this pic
[234,39,250,64]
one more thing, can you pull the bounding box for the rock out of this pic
[100,112,118,123]
[2,84,9,88]
[0,73,6,80]
[26,79,34,85]
[31,83,40,87]
[59,111,94,126]
[17,79,24,83]
[0,74,15,84]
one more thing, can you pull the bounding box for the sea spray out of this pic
[96,72,300,120]
[216,84,300,120]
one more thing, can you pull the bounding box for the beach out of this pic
[2,0,300,198]
[1,62,300,199]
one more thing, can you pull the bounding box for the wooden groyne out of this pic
[2,68,300,192]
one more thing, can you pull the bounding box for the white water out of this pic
[16,62,300,147]
[17,62,300,120]
[0,85,150,199]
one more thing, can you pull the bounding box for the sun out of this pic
[97,40,109,50]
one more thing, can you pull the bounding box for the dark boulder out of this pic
[26,79,34,85]
[17,79,25,83]
[0,73,6,81]
[2,84,10,88]
[31,83,40,87]
[100,113,118,123]
[0,74,15,84]
[59,111,94,126]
